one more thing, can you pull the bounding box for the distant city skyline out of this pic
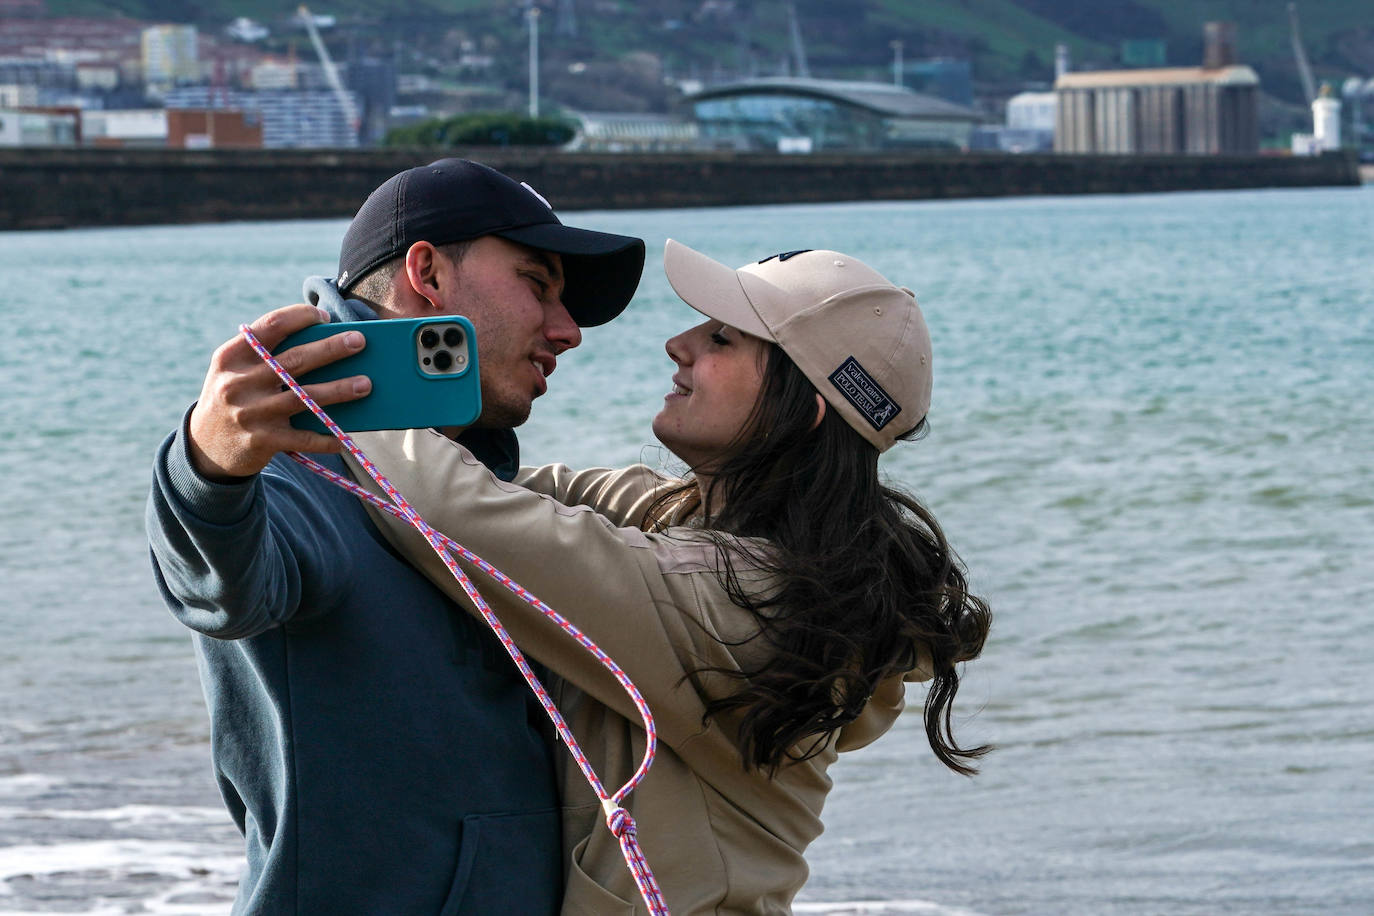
[0,0,1367,154]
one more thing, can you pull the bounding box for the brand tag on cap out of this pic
[828,356,900,431]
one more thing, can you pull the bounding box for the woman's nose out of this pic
[665,331,689,365]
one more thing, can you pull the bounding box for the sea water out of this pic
[1,186,1371,914]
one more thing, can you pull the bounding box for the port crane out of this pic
[297,5,360,138]
[1287,2,1317,105]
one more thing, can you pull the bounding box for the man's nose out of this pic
[545,300,582,353]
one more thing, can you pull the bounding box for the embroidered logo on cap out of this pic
[521,182,552,210]
[758,249,812,264]
[828,357,900,431]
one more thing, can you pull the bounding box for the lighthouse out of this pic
[1312,83,1342,151]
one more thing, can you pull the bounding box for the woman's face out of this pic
[653,320,769,470]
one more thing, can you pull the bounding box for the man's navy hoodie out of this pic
[146,292,561,915]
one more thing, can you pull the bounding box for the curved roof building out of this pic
[686,77,984,152]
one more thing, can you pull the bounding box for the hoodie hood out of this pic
[300,276,521,482]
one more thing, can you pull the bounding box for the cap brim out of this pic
[662,240,774,340]
[497,223,645,327]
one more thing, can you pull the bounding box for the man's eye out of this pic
[523,273,548,294]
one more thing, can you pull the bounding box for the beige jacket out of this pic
[348,429,928,915]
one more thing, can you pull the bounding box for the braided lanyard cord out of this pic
[241,325,670,915]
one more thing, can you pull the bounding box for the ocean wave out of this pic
[0,839,239,914]
[794,901,985,916]
[0,805,225,826]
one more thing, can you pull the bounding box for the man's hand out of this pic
[187,304,372,481]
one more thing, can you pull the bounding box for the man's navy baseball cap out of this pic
[337,158,645,327]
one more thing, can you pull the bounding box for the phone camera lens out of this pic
[433,350,453,371]
[420,328,439,348]
[443,327,463,348]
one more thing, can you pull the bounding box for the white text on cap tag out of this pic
[829,356,900,431]
[521,182,553,210]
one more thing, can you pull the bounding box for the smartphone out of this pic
[275,316,481,434]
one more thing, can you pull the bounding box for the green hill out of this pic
[38,0,1374,107]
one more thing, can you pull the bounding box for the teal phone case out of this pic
[277,316,481,433]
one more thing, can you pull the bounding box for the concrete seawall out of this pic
[0,147,1360,231]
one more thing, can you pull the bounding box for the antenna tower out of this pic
[787,2,810,78]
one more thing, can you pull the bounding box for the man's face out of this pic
[435,236,578,429]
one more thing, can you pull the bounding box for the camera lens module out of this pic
[416,321,469,376]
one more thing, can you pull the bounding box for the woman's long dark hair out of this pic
[647,344,991,775]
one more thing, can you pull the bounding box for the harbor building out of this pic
[969,90,1056,154]
[81,108,167,147]
[0,106,77,145]
[565,111,699,152]
[1054,23,1259,155]
[141,25,199,91]
[900,58,973,107]
[165,109,262,149]
[163,87,358,148]
[686,77,984,152]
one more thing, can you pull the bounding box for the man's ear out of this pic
[403,241,445,310]
[812,393,826,431]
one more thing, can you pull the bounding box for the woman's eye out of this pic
[710,330,729,345]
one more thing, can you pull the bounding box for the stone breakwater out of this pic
[0,147,1359,230]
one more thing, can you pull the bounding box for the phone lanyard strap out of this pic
[241,325,671,915]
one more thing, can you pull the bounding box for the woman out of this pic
[351,240,990,914]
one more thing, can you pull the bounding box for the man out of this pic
[146,158,644,914]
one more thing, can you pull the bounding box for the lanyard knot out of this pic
[606,805,635,839]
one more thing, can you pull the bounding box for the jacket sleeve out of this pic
[145,407,354,639]
[349,429,745,746]
[513,463,681,529]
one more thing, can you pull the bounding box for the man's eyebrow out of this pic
[520,250,564,285]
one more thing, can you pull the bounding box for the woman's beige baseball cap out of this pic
[663,239,932,453]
